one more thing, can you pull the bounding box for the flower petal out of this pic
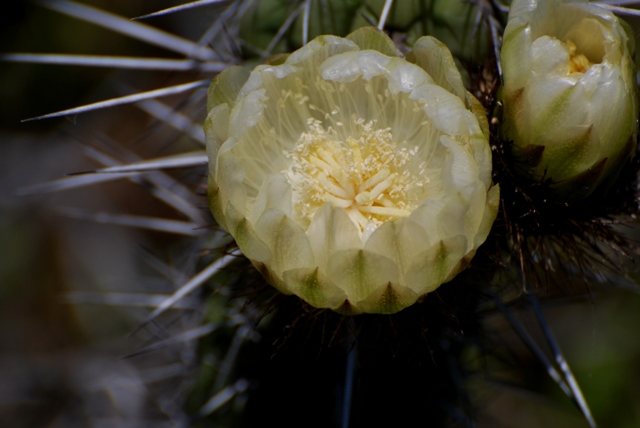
[386,58,432,94]
[306,204,362,270]
[255,210,315,277]
[439,135,480,190]
[282,267,347,309]
[286,35,359,68]
[248,174,293,225]
[407,36,467,105]
[356,282,419,315]
[474,184,500,249]
[326,249,399,305]
[216,139,247,227]
[205,103,229,186]
[235,218,271,264]
[346,27,401,58]
[229,88,266,139]
[207,66,251,113]
[320,50,391,83]
[406,236,468,294]
[364,218,432,281]
[411,85,481,136]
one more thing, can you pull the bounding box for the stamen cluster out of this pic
[285,118,428,237]
[566,39,594,74]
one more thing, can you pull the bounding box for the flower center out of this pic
[284,117,429,237]
[566,39,593,74]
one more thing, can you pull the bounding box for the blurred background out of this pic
[1,1,640,427]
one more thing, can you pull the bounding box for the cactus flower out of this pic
[501,0,639,199]
[206,28,499,314]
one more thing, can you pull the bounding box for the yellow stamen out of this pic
[284,117,430,235]
[566,39,594,74]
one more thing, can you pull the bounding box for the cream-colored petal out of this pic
[229,88,266,139]
[526,78,585,142]
[408,199,446,240]
[320,50,391,83]
[286,35,359,69]
[345,27,401,57]
[223,201,247,239]
[434,191,473,244]
[466,91,490,140]
[502,23,534,91]
[282,267,347,310]
[306,204,362,270]
[386,58,432,94]
[364,218,432,280]
[234,218,271,264]
[586,65,635,148]
[356,50,392,81]
[531,36,570,76]
[459,182,488,248]
[406,236,468,295]
[473,185,500,249]
[236,70,263,101]
[532,124,597,181]
[411,85,480,136]
[205,104,229,187]
[255,210,315,277]
[439,135,480,190]
[564,18,609,63]
[319,51,361,83]
[216,139,247,221]
[207,66,251,113]
[407,36,467,104]
[474,137,493,189]
[326,249,399,304]
[208,186,227,231]
[248,174,293,226]
[356,282,419,314]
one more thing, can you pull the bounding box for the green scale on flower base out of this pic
[206,28,499,314]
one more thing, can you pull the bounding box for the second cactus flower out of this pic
[501,0,638,199]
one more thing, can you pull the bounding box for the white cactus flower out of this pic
[206,28,499,314]
[501,0,639,199]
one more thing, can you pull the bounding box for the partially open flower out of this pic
[206,28,499,314]
[501,0,639,199]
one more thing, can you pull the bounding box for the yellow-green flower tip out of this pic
[501,0,639,200]
[206,29,498,314]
